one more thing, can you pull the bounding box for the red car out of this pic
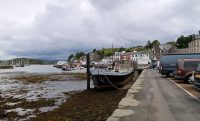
[175,59,200,83]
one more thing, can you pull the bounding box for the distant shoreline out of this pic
[0,65,13,69]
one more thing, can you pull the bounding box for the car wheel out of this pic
[186,75,194,84]
[166,73,170,77]
[167,72,174,78]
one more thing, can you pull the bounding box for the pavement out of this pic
[107,69,200,121]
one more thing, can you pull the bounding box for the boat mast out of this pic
[112,43,114,62]
[112,43,115,70]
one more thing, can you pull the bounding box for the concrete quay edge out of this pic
[106,69,146,121]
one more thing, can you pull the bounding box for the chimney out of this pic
[199,30,200,34]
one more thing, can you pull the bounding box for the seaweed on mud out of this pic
[0,72,137,121]
[16,99,56,109]
[0,98,56,120]
[10,73,87,83]
[28,89,128,121]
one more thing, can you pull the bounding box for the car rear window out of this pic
[184,61,200,70]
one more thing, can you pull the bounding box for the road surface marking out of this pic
[168,78,200,103]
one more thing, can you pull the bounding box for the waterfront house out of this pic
[90,52,100,62]
[79,55,87,66]
[101,56,113,65]
[120,52,133,62]
[152,43,190,60]
[132,51,151,66]
[153,44,171,60]
[152,44,178,60]
[113,51,126,62]
[70,59,81,68]
[188,31,200,53]
[169,48,189,54]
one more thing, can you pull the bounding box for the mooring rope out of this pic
[104,75,122,90]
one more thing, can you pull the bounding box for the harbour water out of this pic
[0,65,89,120]
[0,65,64,74]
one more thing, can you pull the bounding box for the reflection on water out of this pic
[0,65,62,74]
[0,65,89,102]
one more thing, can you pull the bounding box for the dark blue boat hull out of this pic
[91,70,134,89]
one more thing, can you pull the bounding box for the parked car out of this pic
[193,64,200,90]
[160,53,200,77]
[175,59,200,83]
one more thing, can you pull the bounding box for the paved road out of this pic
[119,69,200,121]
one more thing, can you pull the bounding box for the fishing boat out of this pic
[90,68,134,89]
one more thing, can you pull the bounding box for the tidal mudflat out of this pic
[0,65,135,121]
[0,72,87,121]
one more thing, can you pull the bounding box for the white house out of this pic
[132,51,151,65]
[79,55,87,66]
[101,56,113,65]
[113,51,126,61]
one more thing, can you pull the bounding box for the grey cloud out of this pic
[0,0,200,59]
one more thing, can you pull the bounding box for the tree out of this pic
[152,40,160,47]
[166,41,176,45]
[97,50,104,58]
[93,49,96,53]
[104,51,113,57]
[126,48,132,52]
[176,35,192,49]
[145,40,160,49]
[145,40,152,49]
[119,47,125,52]
[75,52,85,59]
[68,54,74,61]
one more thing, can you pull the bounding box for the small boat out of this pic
[62,65,72,71]
[54,61,68,68]
[90,68,134,89]
[15,64,24,67]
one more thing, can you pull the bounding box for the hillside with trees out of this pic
[67,33,195,60]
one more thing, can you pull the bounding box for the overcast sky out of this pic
[0,0,200,60]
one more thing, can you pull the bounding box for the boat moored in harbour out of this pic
[90,68,134,89]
